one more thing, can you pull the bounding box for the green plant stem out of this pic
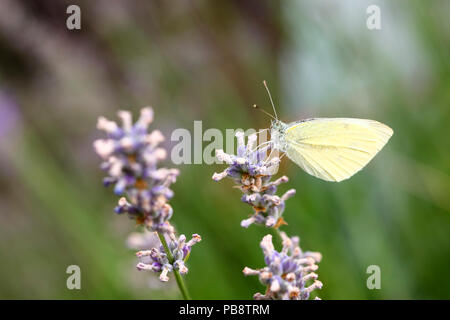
[157,232,191,300]
[274,228,283,242]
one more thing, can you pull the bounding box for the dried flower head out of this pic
[136,233,202,282]
[243,233,322,300]
[212,131,295,228]
[94,107,178,232]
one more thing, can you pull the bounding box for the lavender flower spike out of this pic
[94,107,178,233]
[212,131,295,228]
[136,233,202,282]
[94,107,200,299]
[243,233,323,300]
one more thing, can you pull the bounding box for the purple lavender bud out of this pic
[243,233,322,300]
[212,132,292,229]
[136,233,201,282]
[94,107,179,233]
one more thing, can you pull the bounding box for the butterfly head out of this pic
[270,119,286,131]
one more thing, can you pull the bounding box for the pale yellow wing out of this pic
[285,118,393,182]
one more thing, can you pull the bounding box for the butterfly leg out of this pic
[248,141,271,154]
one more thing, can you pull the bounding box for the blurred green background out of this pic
[0,0,449,299]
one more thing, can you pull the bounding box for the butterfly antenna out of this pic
[253,104,276,120]
[263,80,278,120]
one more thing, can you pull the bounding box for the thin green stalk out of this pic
[273,227,283,242]
[157,232,191,300]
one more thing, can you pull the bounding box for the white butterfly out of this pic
[255,81,393,182]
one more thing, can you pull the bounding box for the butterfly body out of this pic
[269,119,289,152]
[269,118,393,182]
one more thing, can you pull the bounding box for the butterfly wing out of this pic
[284,118,393,182]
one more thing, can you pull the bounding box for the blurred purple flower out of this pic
[243,233,323,300]
[94,107,177,233]
[0,90,21,138]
